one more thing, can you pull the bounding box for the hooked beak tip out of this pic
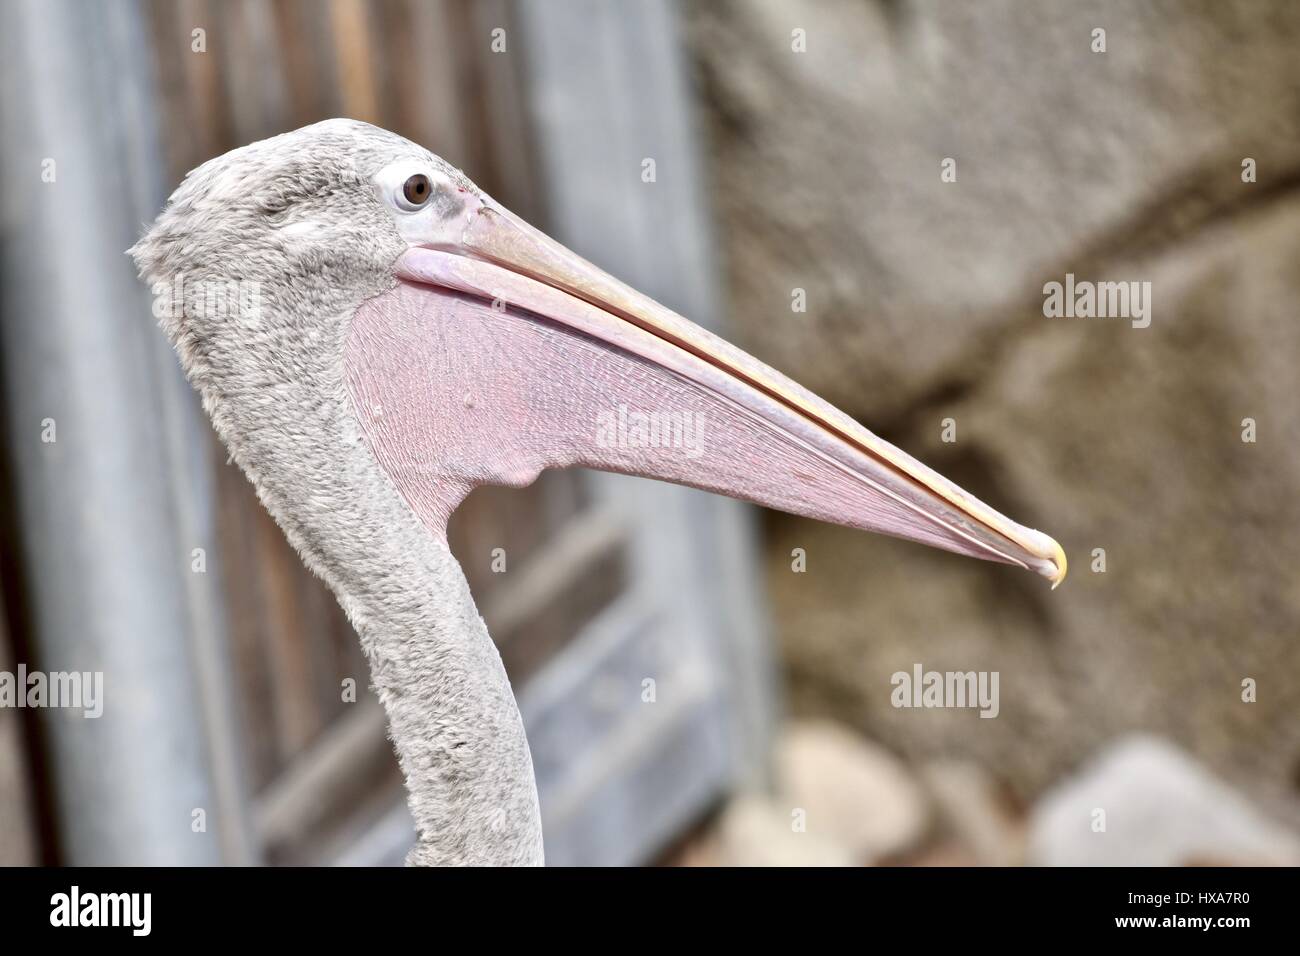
[1046,536,1068,589]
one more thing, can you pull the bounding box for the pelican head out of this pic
[133,118,1064,585]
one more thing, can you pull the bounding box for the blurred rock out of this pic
[716,793,854,866]
[687,0,1300,821]
[688,0,1300,417]
[1027,736,1300,866]
[920,760,1024,866]
[902,840,980,867]
[775,720,929,861]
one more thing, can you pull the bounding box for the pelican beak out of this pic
[388,192,1066,587]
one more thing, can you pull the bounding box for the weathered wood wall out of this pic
[142,0,616,861]
[2,0,771,866]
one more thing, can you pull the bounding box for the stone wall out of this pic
[684,0,1300,820]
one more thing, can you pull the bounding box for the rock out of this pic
[688,0,1300,419]
[920,760,1024,866]
[716,793,855,866]
[687,0,1300,817]
[775,720,929,862]
[1027,736,1300,866]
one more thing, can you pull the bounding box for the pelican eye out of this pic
[400,173,433,209]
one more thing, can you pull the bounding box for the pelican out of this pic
[131,120,1065,866]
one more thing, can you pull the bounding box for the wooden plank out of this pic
[0,0,234,864]
[516,594,727,865]
[253,695,392,854]
[506,0,778,862]
[249,504,628,856]
[0,599,38,864]
[484,505,627,682]
[329,0,381,125]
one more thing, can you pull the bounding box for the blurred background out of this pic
[1,0,1298,866]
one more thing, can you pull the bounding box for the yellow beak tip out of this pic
[1048,539,1068,589]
